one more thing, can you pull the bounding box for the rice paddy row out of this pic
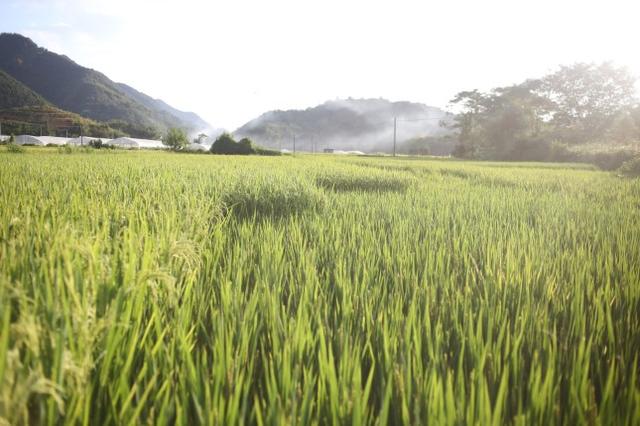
[0,149,639,424]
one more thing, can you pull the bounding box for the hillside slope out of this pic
[234,98,452,152]
[0,33,212,136]
[0,69,49,109]
[116,83,211,132]
[0,105,126,138]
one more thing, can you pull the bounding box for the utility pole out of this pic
[293,135,296,154]
[80,126,84,145]
[393,117,397,157]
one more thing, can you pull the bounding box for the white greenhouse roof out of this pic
[107,137,165,149]
[68,136,112,145]
[15,135,71,146]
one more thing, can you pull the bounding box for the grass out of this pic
[314,163,414,192]
[5,142,24,153]
[222,171,325,219]
[0,148,639,425]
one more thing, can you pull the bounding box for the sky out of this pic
[1,0,639,130]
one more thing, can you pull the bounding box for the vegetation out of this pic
[104,119,160,140]
[450,63,640,164]
[115,83,211,132]
[618,156,640,177]
[210,133,255,154]
[193,133,208,144]
[210,133,280,155]
[0,69,48,109]
[395,135,456,156]
[0,106,126,138]
[234,98,450,151]
[0,33,211,137]
[4,139,23,153]
[0,150,639,424]
[163,128,189,151]
[88,139,115,150]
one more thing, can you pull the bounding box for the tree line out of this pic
[449,63,639,165]
[163,129,280,155]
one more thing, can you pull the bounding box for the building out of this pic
[106,137,165,149]
[67,136,111,146]
[14,135,70,146]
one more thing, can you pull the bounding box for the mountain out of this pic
[234,98,453,152]
[0,69,48,109]
[0,33,213,137]
[0,69,124,137]
[115,83,212,133]
[0,105,127,138]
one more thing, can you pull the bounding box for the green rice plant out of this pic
[618,156,640,178]
[0,150,638,425]
[221,172,325,219]
[314,166,413,193]
[5,142,24,153]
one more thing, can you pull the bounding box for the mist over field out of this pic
[233,98,453,152]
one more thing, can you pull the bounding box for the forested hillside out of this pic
[235,98,452,151]
[0,33,212,137]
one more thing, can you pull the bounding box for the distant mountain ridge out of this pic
[234,98,453,152]
[0,33,213,137]
[115,83,211,132]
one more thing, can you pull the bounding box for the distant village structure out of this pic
[14,135,70,146]
[1,133,165,149]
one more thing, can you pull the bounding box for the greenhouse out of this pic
[107,137,165,149]
[68,136,112,146]
[15,135,71,146]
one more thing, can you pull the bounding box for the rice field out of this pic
[0,148,639,425]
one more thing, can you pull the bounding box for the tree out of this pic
[607,112,639,144]
[163,128,189,150]
[631,106,640,140]
[448,63,639,160]
[210,133,256,155]
[448,90,492,157]
[533,62,637,142]
[193,133,208,145]
[449,85,548,159]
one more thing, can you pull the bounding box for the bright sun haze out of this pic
[1,0,638,129]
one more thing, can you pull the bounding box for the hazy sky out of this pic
[2,0,639,129]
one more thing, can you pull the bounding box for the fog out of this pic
[233,98,454,153]
[3,0,639,129]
